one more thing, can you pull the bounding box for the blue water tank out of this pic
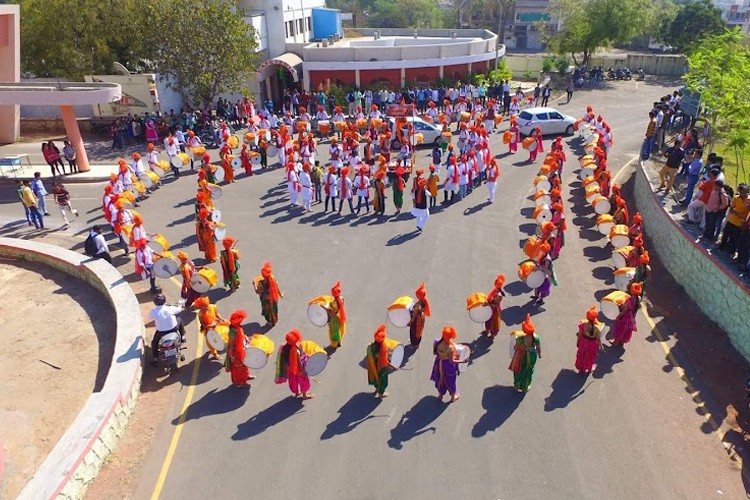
[312,7,342,41]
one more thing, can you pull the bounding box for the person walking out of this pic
[16,180,33,226]
[51,182,78,226]
[31,172,50,216]
[509,314,541,392]
[566,79,575,103]
[19,180,44,229]
[658,139,684,193]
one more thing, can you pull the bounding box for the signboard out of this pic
[680,89,701,118]
[386,104,415,118]
[84,74,160,117]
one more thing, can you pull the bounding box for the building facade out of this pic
[503,0,559,51]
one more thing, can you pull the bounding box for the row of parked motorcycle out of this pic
[606,66,646,81]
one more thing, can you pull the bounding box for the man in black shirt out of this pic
[658,139,684,193]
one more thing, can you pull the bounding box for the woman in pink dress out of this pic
[612,283,642,346]
[145,119,159,143]
[575,305,603,374]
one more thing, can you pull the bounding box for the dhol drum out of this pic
[370,118,383,129]
[600,291,630,320]
[307,295,333,327]
[596,214,615,236]
[614,267,636,292]
[227,136,240,149]
[384,338,404,370]
[210,209,222,223]
[156,160,171,173]
[502,131,513,144]
[231,157,242,171]
[206,322,230,354]
[609,225,631,249]
[170,155,184,169]
[190,268,218,293]
[301,340,328,377]
[178,152,190,168]
[387,296,416,328]
[318,120,331,135]
[585,185,601,204]
[121,190,136,205]
[139,172,157,189]
[518,260,546,289]
[455,343,471,373]
[466,292,492,323]
[579,154,594,168]
[213,166,226,183]
[534,175,551,192]
[191,146,206,159]
[149,233,169,253]
[534,190,551,206]
[126,184,138,199]
[524,236,542,260]
[260,129,271,142]
[533,204,552,224]
[522,137,537,151]
[460,111,471,123]
[580,163,596,180]
[214,222,227,241]
[612,245,636,269]
[593,196,612,215]
[441,131,453,144]
[267,145,279,158]
[152,251,179,279]
[356,118,368,130]
[134,180,147,195]
[245,334,276,369]
[582,177,599,190]
[494,115,503,125]
[250,152,262,166]
[207,183,223,198]
[244,132,257,144]
[297,121,309,133]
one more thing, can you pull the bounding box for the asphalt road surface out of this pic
[1,78,745,499]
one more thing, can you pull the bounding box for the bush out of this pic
[472,73,486,86]
[488,61,513,82]
[554,56,570,75]
[542,56,556,73]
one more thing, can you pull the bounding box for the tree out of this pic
[544,0,654,67]
[365,0,444,28]
[18,0,149,78]
[662,0,726,54]
[146,0,259,107]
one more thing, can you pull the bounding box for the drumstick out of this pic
[310,376,321,384]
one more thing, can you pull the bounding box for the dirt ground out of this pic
[0,260,115,499]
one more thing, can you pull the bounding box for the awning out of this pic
[257,53,303,82]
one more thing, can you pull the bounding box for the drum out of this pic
[502,131,513,144]
[370,118,383,129]
[533,204,552,223]
[609,225,630,249]
[612,245,635,269]
[207,183,223,198]
[267,145,279,158]
[383,338,404,369]
[494,115,503,125]
[213,166,226,183]
[534,175,551,192]
[297,121,309,132]
[250,152,262,165]
[118,223,133,241]
[152,251,179,279]
[301,340,328,376]
[356,118,368,130]
[387,296,415,328]
[533,190,551,206]
[466,292,491,323]
[518,260,545,289]
[139,172,154,189]
[580,164,595,180]
[134,181,146,195]
[614,267,636,292]
[245,334,276,369]
[307,295,333,327]
[524,236,542,259]
[178,152,190,167]
[210,209,222,223]
[579,154,594,167]
[455,344,470,373]
[190,268,218,293]
[600,291,630,320]
[318,120,331,134]
[260,129,271,142]
[121,190,136,205]
[191,146,206,158]
[206,322,230,354]
[522,137,537,151]
[231,157,242,170]
[244,132,257,144]
[126,184,138,198]
[170,155,184,169]
[596,214,615,235]
[460,111,471,123]
[148,233,169,252]
[156,160,171,173]
[585,185,601,204]
[593,196,611,215]
[334,121,347,131]
[214,222,227,241]
[227,136,240,149]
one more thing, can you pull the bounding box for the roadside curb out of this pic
[0,238,144,500]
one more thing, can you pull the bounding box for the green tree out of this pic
[662,0,726,54]
[19,0,149,78]
[365,0,444,28]
[544,0,654,66]
[146,0,259,107]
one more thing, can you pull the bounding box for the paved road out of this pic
[1,79,745,499]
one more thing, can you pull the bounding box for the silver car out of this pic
[517,107,576,137]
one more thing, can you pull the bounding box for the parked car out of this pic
[386,116,443,147]
[517,107,576,137]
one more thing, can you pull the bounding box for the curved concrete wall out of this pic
[0,237,143,500]
[634,163,750,359]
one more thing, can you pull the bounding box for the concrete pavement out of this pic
[0,78,746,499]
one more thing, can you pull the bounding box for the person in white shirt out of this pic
[323,166,338,212]
[131,151,147,180]
[299,164,313,212]
[337,167,355,214]
[164,136,180,177]
[458,155,469,199]
[135,238,158,293]
[148,294,185,362]
[354,166,370,214]
[444,157,459,204]
[89,225,111,263]
[486,158,500,203]
[285,163,300,206]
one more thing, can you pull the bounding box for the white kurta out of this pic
[324,173,339,198]
[354,175,370,198]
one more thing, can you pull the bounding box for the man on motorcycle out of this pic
[149,294,186,363]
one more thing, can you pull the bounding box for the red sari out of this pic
[226,325,250,385]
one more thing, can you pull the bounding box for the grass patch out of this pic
[712,142,750,188]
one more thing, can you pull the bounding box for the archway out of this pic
[257,53,303,110]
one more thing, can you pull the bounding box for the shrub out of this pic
[488,61,513,82]
[554,56,570,75]
[542,56,556,73]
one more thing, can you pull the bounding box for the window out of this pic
[534,112,550,120]
[297,19,304,34]
[286,21,295,38]
[549,112,563,120]
[306,17,312,32]
[519,111,533,121]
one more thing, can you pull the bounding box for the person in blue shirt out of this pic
[682,149,704,206]
[31,172,49,216]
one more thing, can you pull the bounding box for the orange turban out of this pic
[415,168,424,176]
[640,250,650,265]
[521,314,535,335]
[541,221,556,234]
[441,325,457,344]
[261,262,281,302]
[198,208,209,220]
[110,173,117,181]
[229,309,247,326]
[222,237,236,250]
[586,306,598,322]
[285,329,302,345]
[630,282,643,296]
[488,274,506,302]
[286,329,302,375]
[538,242,551,259]
[136,238,148,249]
[633,212,643,224]
[193,297,210,309]
[373,324,389,369]
[331,281,346,323]
[415,283,431,317]
[132,152,141,160]
[132,213,143,226]
[148,143,155,151]
[374,324,386,342]
[176,251,189,262]
[633,235,644,248]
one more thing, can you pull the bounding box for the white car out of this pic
[517,107,576,137]
[387,116,443,147]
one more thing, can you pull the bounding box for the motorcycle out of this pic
[158,329,186,373]
[607,67,616,80]
[637,68,645,81]
[623,67,632,80]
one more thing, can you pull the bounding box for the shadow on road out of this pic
[232,396,305,440]
[387,395,448,450]
[386,230,420,246]
[544,369,590,412]
[472,385,524,437]
[320,392,385,440]
[171,385,251,425]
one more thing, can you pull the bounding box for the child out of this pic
[51,182,78,226]
[312,160,323,203]
[431,145,442,174]
[427,165,439,208]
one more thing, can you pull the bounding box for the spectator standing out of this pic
[16,180,32,226]
[642,111,656,160]
[566,80,575,103]
[719,184,750,256]
[657,139,684,193]
[541,85,551,107]
[682,150,704,207]
[31,171,49,216]
[62,140,78,173]
[702,180,729,241]
[42,142,64,176]
[19,180,44,229]
[51,181,78,226]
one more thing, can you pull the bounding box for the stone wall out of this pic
[634,163,750,359]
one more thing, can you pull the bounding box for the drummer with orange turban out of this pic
[408,283,431,348]
[220,145,235,184]
[197,208,217,262]
[509,314,541,392]
[533,241,557,304]
[323,281,347,348]
[225,309,251,387]
[430,326,467,402]
[612,283,642,347]
[367,325,399,399]
[483,274,506,337]
[372,170,387,215]
[177,251,202,308]
[255,261,283,327]
[194,297,226,359]
[219,237,241,292]
[575,305,603,374]
[275,329,313,399]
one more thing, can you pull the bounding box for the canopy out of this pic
[257,53,303,82]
